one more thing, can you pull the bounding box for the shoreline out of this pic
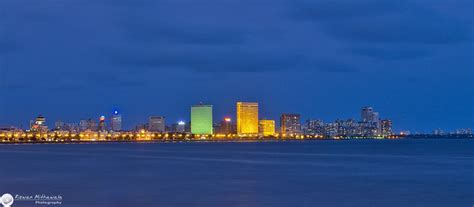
[1,137,472,145]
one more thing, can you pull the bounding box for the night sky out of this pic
[0,0,472,132]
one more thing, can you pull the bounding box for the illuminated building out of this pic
[55,120,65,130]
[171,121,186,133]
[380,119,393,136]
[361,106,381,135]
[148,116,165,132]
[280,114,301,135]
[79,120,88,131]
[217,117,235,134]
[361,106,379,123]
[191,104,213,135]
[334,119,359,137]
[30,115,48,132]
[259,120,275,137]
[358,121,378,137]
[177,121,186,133]
[86,118,98,131]
[111,110,122,131]
[64,123,79,132]
[135,123,148,131]
[98,115,106,131]
[304,119,325,135]
[236,102,259,135]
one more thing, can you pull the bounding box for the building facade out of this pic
[191,104,213,135]
[236,102,259,135]
[217,117,235,134]
[176,121,186,133]
[111,110,122,131]
[380,119,393,136]
[98,116,106,131]
[361,106,379,123]
[259,120,275,137]
[304,119,325,135]
[30,115,48,132]
[148,116,165,132]
[280,114,301,135]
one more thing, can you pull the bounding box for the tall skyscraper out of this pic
[280,114,301,135]
[361,106,381,136]
[111,110,122,131]
[236,102,259,135]
[191,104,213,135]
[259,120,275,137]
[148,116,165,132]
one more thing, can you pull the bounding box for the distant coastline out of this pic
[405,134,474,139]
[0,135,472,145]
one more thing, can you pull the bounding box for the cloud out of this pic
[126,23,246,46]
[290,0,473,44]
[104,39,361,74]
[108,47,308,73]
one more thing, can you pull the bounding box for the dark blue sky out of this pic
[0,0,472,132]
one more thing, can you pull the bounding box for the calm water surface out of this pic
[0,139,473,207]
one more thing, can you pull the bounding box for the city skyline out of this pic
[0,102,471,134]
[3,102,472,141]
[1,102,469,135]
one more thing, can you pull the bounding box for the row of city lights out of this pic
[0,130,400,142]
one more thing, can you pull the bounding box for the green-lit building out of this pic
[191,104,213,135]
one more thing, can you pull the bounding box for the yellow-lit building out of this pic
[236,102,259,135]
[259,120,275,137]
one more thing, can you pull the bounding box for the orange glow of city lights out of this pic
[224,117,232,122]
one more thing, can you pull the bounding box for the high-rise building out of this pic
[380,119,393,136]
[361,106,381,135]
[217,117,235,134]
[361,106,379,123]
[259,120,275,137]
[191,104,213,135]
[171,121,186,133]
[236,102,259,135]
[304,119,325,135]
[358,121,378,136]
[86,118,98,131]
[280,114,301,135]
[98,115,106,131]
[111,110,122,131]
[148,116,165,132]
[176,121,186,133]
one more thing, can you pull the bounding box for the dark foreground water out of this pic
[0,139,473,207]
